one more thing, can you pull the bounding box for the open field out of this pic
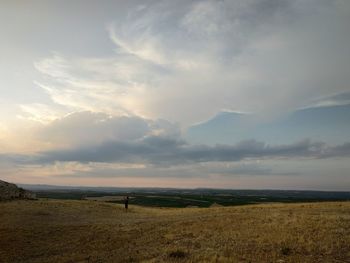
[0,200,349,263]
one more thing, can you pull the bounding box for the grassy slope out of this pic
[0,200,349,263]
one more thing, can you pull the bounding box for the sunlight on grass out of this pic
[1,200,349,262]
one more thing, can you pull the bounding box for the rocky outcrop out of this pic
[0,180,36,201]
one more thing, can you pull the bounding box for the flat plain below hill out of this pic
[0,200,349,263]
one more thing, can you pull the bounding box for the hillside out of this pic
[0,180,36,201]
[0,200,349,262]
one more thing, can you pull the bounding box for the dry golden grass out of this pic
[0,200,349,262]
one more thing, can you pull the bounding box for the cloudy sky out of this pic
[1,0,350,190]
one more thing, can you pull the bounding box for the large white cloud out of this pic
[35,111,180,148]
[1,0,350,190]
[29,0,350,126]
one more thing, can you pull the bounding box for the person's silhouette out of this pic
[124,195,129,211]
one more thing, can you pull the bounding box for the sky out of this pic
[0,0,350,190]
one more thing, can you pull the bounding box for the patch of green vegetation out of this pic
[33,189,350,208]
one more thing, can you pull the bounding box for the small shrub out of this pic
[280,246,292,256]
[168,249,187,259]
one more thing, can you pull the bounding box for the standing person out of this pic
[124,195,129,211]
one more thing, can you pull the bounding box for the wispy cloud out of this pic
[25,0,350,125]
[306,92,350,109]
